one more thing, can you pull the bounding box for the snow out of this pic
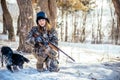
[6,0,17,4]
[0,33,120,80]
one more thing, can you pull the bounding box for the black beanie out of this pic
[36,11,49,24]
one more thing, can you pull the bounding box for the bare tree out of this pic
[65,11,68,42]
[60,8,64,41]
[1,0,15,41]
[79,12,87,43]
[72,12,77,42]
[91,9,96,44]
[96,0,103,44]
[17,0,33,52]
[109,0,115,44]
[16,14,21,36]
[71,12,75,42]
[112,0,120,44]
[3,15,7,34]
[57,0,91,43]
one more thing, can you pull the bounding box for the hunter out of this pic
[26,11,59,72]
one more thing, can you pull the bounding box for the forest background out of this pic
[0,0,120,52]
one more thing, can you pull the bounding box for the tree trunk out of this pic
[80,12,87,43]
[91,11,95,44]
[96,0,103,44]
[16,15,21,36]
[60,8,64,41]
[17,0,33,52]
[37,0,57,28]
[72,12,77,42]
[1,0,15,41]
[99,0,103,43]
[115,18,119,44]
[109,0,115,44]
[112,0,120,17]
[112,0,120,44]
[74,13,77,42]
[72,12,75,42]
[3,14,7,34]
[65,12,68,42]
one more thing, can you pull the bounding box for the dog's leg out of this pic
[6,65,13,72]
[13,65,19,71]
[1,54,4,67]
[18,64,23,69]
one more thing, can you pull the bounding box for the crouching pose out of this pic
[26,11,59,72]
[1,46,29,72]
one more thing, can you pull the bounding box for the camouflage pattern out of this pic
[26,26,59,72]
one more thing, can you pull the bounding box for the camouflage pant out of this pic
[33,47,59,72]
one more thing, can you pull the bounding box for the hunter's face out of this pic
[38,19,46,27]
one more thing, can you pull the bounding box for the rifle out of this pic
[33,32,75,62]
[48,42,75,62]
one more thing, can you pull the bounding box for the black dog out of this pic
[1,46,29,72]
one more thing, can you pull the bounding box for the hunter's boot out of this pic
[46,49,60,72]
[36,55,46,72]
[36,62,44,72]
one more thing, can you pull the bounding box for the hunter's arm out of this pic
[26,27,37,46]
[48,28,58,46]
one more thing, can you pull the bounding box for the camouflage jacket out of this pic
[26,26,58,50]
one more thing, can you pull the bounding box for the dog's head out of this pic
[1,46,13,57]
[1,46,13,67]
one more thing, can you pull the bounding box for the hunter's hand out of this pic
[35,36,42,42]
[43,34,48,39]
[44,46,50,54]
[34,42,40,48]
[43,40,48,47]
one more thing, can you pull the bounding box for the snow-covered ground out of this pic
[0,0,120,80]
[0,34,120,80]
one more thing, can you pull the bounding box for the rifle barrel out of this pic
[59,48,75,62]
[49,42,75,62]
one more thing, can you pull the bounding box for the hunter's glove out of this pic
[34,42,40,48]
[43,40,48,47]
[35,36,42,43]
[25,37,35,46]
[43,34,48,39]
[35,36,48,47]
